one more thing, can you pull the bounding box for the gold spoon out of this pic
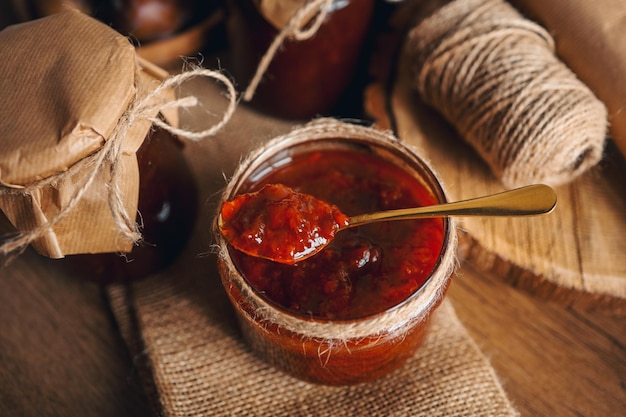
[218,183,557,265]
[346,183,557,228]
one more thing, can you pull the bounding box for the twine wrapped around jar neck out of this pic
[215,119,458,342]
[0,66,237,258]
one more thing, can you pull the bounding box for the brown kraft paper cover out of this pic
[0,10,170,258]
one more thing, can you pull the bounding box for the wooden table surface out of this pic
[1,6,624,417]
[1,246,624,417]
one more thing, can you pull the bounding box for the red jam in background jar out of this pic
[227,0,375,119]
[227,148,445,320]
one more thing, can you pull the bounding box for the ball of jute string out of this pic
[405,0,608,188]
[0,66,237,257]
[214,118,458,343]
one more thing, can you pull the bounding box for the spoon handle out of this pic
[348,184,557,227]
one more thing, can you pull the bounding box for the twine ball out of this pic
[406,0,608,188]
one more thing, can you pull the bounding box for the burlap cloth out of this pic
[105,83,518,415]
[109,277,517,416]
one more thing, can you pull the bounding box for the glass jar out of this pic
[227,0,375,119]
[0,9,199,282]
[215,121,457,384]
[26,0,221,43]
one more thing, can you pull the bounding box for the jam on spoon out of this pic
[218,183,349,264]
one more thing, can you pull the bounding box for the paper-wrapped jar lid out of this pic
[0,10,164,258]
[0,9,141,186]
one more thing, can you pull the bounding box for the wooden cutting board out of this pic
[365,38,626,314]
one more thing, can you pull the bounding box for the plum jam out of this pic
[228,150,444,320]
[216,126,457,384]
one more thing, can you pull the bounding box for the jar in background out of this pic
[0,10,199,283]
[23,0,226,65]
[27,0,91,18]
[96,0,199,43]
[227,0,375,119]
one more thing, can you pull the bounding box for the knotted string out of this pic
[0,67,237,256]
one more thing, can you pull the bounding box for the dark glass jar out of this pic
[65,127,198,284]
[96,0,197,42]
[27,0,220,43]
[227,0,374,119]
[26,0,92,19]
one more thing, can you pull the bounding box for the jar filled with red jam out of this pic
[215,121,457,385]
[227,0,374,119]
